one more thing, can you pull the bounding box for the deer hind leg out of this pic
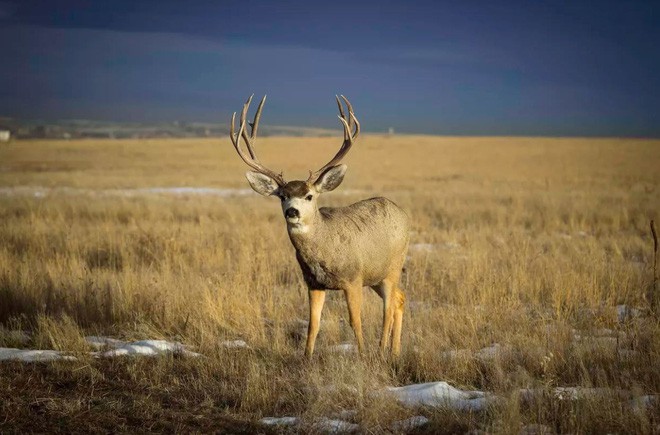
[305,290,326,358]
[372,280,396,355]
[343,284,365,354]
[391,287,406,357]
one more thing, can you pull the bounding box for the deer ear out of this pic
[314,164,347,193]
[246,171,279,197]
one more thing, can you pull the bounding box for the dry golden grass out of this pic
[0,136,659,433]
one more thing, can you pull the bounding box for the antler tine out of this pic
[250,95,266,139]
[239,95,258,160]
[341,95,360,139]
[335,95,348,140]
[307,95,360,183]
[229,96,285,186]
[229,111,246,155]
[239,95,268,160]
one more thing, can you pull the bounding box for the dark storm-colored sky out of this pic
[0,0,658,136]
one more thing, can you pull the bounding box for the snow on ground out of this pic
[630,395,658,412]
[391,416,430,431]
[314,418,359,434]
[475,343,513,361]
[328,343,358,354]
[0,186,370,199]
[616,305,643,323]
[85,336,127,349]
[440,348,472,359]
[259,416,299,427]
[260,416,358,433]
[0,348,77,362]
[99,339,201,357]
[409,243,436,253]
[519,387,628,402]
[571,328,639,357]
[220,340,251,349]
[0,186,254,198]
[385,381,492,411]
[409,242,461,254]
[439,343,514,362]
[1,336,222,363]
[335,410,357,421]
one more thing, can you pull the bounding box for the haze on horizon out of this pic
[0,0,658,137]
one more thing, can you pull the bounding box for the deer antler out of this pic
[307,95,360,184]
[230,95,285,186]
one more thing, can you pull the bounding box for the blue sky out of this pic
[0,0,658,136]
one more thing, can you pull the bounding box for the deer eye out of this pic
[305,194,313,201]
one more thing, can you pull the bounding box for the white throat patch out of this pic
[288,222,310,234]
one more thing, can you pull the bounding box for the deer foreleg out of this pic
[305,289,326,358]
[344,284,365,354]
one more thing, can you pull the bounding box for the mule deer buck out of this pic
[229,95,410,357]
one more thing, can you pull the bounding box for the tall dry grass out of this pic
[0,136,658,433]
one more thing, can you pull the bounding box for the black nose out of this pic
[285,208,299,219]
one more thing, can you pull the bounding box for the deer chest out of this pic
[295,251,353,290]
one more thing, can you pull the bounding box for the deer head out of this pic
[229,95,360,232]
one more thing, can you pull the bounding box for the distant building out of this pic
[0,129,10,142]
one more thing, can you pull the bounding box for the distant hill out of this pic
[0,117,342,140]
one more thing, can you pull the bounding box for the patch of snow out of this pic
[574,336,619,352]
[440,348,472,359]
[220,340,250,349]
[385,381,491,411]
[616,305,642,323]
[441,242,461,250]
[476,343,512,361]
[328,343,358,354]
[616,349,640,359]
[85,336,126,349]
[572,328,625,340]
[572,328,632,354]
[0,348,77,362]
[99,339,200,357]
[409,243,436,253]
[259,416,299,426]
[314,418,359,434]
[0,186,48,197]
[391,415,429,431]
[519,387,626,402]
[630,395,658,412]
[135,187,253,197]
[0,186,254,199]
[336,410,357,421]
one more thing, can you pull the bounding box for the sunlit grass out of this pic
[0,136,658,433]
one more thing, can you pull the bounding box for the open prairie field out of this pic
[0,136,659,433]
